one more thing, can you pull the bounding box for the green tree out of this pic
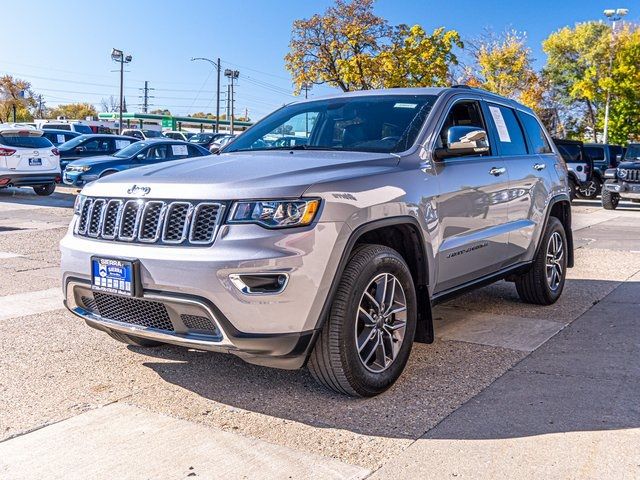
[465,31,541,110]
[285,0,461,92]
[48,102,97,120]
[0,75,37,123]
[150,108,172,116]
[542,22,610,141]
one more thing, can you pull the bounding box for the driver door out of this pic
[433,99,512,293]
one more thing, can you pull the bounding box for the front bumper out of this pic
[60,218,350,369]
[0,172,60,187]
[63,171,98,187]
[604,180,640,199]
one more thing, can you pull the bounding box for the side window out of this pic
[187,145,203,157]
[146,145,169,160]
[486,104,527,156]
[518,112,552,154]
[170,144,189,158]
[584,146,605,161]
[437,100,489,154]
[82,138,110,152]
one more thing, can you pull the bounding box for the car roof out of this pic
[0,123,44,136]
[75,133,138,140]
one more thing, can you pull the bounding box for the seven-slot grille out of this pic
[75,197,224,246]
[624,169,640,182]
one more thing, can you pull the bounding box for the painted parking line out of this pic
[0,251,23,259]
[0,403,369,480]
[0,288,63,321]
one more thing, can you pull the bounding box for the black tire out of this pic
[106,330,163,347]
[515,217,568,305]
[308,244,417,397]
[568,178,577,201]
[601,182,619,210]
[33,183,56,196]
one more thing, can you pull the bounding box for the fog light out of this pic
[229,273,289,295]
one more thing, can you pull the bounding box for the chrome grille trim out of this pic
[626,169,640,183]
[75,197,224,246]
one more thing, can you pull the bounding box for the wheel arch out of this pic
[314,217,433,350]
[542,194,574,268]
[99,169,120,178]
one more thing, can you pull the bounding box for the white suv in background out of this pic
[0,124,61,196]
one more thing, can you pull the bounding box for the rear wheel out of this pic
[33,183,56,196]
[568,178,577,201]
[601,182,619,210]
[515,217,567,305]
[106,330,163,347]
[308,244,417,397]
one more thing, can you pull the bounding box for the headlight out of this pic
[68,166,91,173]
[618,168,628,179]
[228,199,320,229]
[73,194,86,215]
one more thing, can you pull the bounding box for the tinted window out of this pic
[43,124,71,131]
[556,143,583,162]
[624,145,640,161]
[146,144,169,160]
[114,142,149,158]
[73,124,93,134]
[143,130,164,138]
[187,145,204,156]
[487,104,527,155]
[0,135,53,149]
[189,133,214,144]
[584,146,605,161]
[82,138,111,152]
[518,113,551,154]
[225,94,437,154]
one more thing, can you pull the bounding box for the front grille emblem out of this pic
[127,184,151,196]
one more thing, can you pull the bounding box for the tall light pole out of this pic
[111,48,132,134]
[602,8,629,144]
[191,57,221,133]
[224,69,240,134]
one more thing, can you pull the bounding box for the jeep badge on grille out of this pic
[127,185,151,196]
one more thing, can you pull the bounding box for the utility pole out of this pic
[138,81,154,113]
[111,48,132,134]
[602,8,629,143]
[191,57,221,133]
[301,83,312,136]
[37,95,43,118]
[224,69,239,134]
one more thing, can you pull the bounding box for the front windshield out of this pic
[113,142,149,158]
[58,135,90,150]
[224,94,437,154]
[624,145,640,162]
[189,133,213,143]
[143,130,164,138]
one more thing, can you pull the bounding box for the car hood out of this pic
[81,150,400,200]
[618,160,640,169]
[67,155,119,167]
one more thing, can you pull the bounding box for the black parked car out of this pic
[552,138,594,200]
[58,134,138,171]
[581,143,625,199]
[41,129,81,146]
[62,139,211,187]
[602,143,640,209]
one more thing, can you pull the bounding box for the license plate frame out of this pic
[28,158,42,166]
[91,256,141,297]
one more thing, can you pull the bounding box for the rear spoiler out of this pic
[0,126,44,137]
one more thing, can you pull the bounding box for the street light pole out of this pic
[602,8,629,144]
[111,48,132,135]
[191,57,221,133]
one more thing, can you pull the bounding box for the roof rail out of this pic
[451,84,472,89]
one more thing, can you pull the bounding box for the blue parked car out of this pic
[62,139,210,187]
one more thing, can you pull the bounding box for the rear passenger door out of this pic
[484,103,554,263]
[432,98,512,293]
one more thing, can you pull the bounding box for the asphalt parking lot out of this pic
[1,187,639,479]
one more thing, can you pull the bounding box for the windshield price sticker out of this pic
[488,106,511,143]
[172,144,188,156]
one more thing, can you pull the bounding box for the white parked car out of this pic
[163,131,195,142]
[38,121,93,134]
[0,124,61,196]
[121,129,166,140]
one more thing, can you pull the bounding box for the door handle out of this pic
[533,163,546,171]
[489,167,507,176]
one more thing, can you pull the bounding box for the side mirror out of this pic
[434,126,490,160]
[136,153,145,160]
[615,154,623,163]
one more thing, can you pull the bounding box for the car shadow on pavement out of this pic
[130,277,640,440]
[0,187,76,208]
[571,198,640,210]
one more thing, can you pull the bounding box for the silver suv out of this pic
[61,87,574,397]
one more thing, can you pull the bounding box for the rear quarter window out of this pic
[518,112,551,154]
[486,104,528,156]
[0,135,53,149]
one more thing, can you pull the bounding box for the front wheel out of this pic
[33,183,56,196]
[515,217,568,305]
[308,244,417,397]
[601,182,619,210]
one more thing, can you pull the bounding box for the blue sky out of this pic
[0,0,636,120]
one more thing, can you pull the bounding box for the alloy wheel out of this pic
[546,232,564,291]
[355,273,407,373]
